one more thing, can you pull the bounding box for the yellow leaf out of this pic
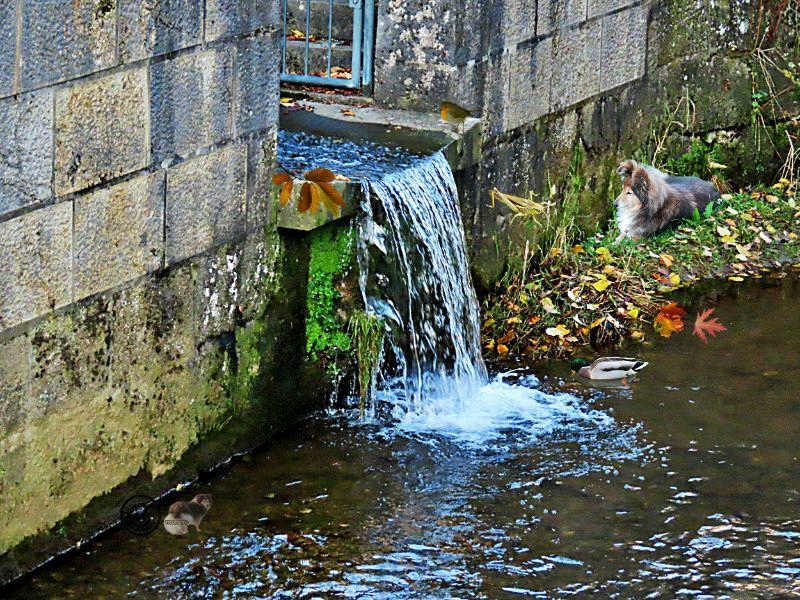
[482,318,495,328]
[545,324,569,337]
[669,273,680,286]
[716,225,731,237]
[596,247,612,262]
[507,316,521,324]
[592,277,611,292]
[590,316,606,329]
[630,331,644,339]
[729,276,744,281]
[541,297,559,314]
[720,235,736,244]
[628,307,640,319]
[497,344,509,355]
[603,265,615,274]
[571,244,584,253]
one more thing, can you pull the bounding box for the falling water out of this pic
[358,151,488,414]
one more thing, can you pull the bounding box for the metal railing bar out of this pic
[304,0,311,76]
[350,0,363,88]
[362,0,374,86]
[282,0,287,74]
[327,0,334,77]
[281,73,360,88]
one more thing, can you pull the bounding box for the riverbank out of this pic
[481,182,800,361]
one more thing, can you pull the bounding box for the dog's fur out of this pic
[614,160,720,241]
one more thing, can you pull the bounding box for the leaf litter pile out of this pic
[482,182,800,361]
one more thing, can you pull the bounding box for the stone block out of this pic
[0,89,54,218]
[74,172,165,301]
[234,30,280,137]
[19,0,116,91]
[110,261,196,416]
[588,0,635,19]
[0,1,15,98]
[247,130,277,233]
[205,0,279,42]
[118,0,204,64]
[506,38,551,130]
[150,46,233,162]
[193,244,242,342]
[0,335,30,434]
[505,0,538,46]
[549,19,600,111]
[165,144,247,265]
[538,0,589,37]
[55,69,148,196]
[28,297,112,417]
[0,203,71,331]
[599,5,646,93]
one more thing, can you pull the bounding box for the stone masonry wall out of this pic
[0,0,295,577]
[373,0,799,288]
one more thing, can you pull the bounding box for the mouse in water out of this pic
[163,494,213,536]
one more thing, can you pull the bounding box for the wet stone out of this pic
[0,335,30,435]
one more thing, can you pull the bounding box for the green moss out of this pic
[664,137,725,179]
[306,225,356,360]
[347,311,385,416]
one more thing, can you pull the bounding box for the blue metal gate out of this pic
[280,0,375,90]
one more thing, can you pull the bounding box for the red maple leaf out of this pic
[653,302,687,338]
[693,307,727,343]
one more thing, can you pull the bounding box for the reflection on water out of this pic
[8,275,800,598]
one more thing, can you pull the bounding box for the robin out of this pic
[440,101,474,133]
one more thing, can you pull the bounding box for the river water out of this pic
[7,138,800,598]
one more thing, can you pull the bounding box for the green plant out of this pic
[347,311,384,418]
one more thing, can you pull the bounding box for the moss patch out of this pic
[305,224,356,361]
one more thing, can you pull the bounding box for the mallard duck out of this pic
[570,357,648,380]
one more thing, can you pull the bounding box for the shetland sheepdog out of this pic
[614,159,720,241]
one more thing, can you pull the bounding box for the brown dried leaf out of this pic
[304,168,336,183]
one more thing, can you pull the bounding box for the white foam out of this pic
[378,371,614,445]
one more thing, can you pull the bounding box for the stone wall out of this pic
[0,0,296,578]
[372,0,800,289]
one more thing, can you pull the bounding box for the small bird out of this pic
[570,357,648,381]
[440,101,473,132]
[163,494,213,536]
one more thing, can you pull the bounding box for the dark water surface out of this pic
[9,275,800,598]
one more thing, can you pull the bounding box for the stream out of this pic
[9,276,800,598]
[7,135,800,599]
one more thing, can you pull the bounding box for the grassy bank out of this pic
[481,182,800,361]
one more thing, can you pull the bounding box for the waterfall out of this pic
[358,151,488,415]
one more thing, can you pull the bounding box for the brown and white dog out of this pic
[614,160,720,241]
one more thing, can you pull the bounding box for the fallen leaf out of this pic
[653,302,687,338]
[497,344,509,355]
[571,245,585,253]
[596,247,612,262]
[541,297,559,314]
[545,324,569,338]
[717,225,732,237]
[669,272,681,286]
[340,109,356,116]
[592,277,611,292]
[693,307,727,343]
[729,276,744,281]
[659,254,674,268]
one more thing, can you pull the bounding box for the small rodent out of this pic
[163,494,213,536]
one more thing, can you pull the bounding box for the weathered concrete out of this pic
[73,172,165,301]
[150,46,234,161]
[118,0,204,64]
[0,0,295,583]
[55,68,149,196]
[0,90,54,217]
[0,204,72,331]
[19,0,117,91]
[166,143,247,265]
